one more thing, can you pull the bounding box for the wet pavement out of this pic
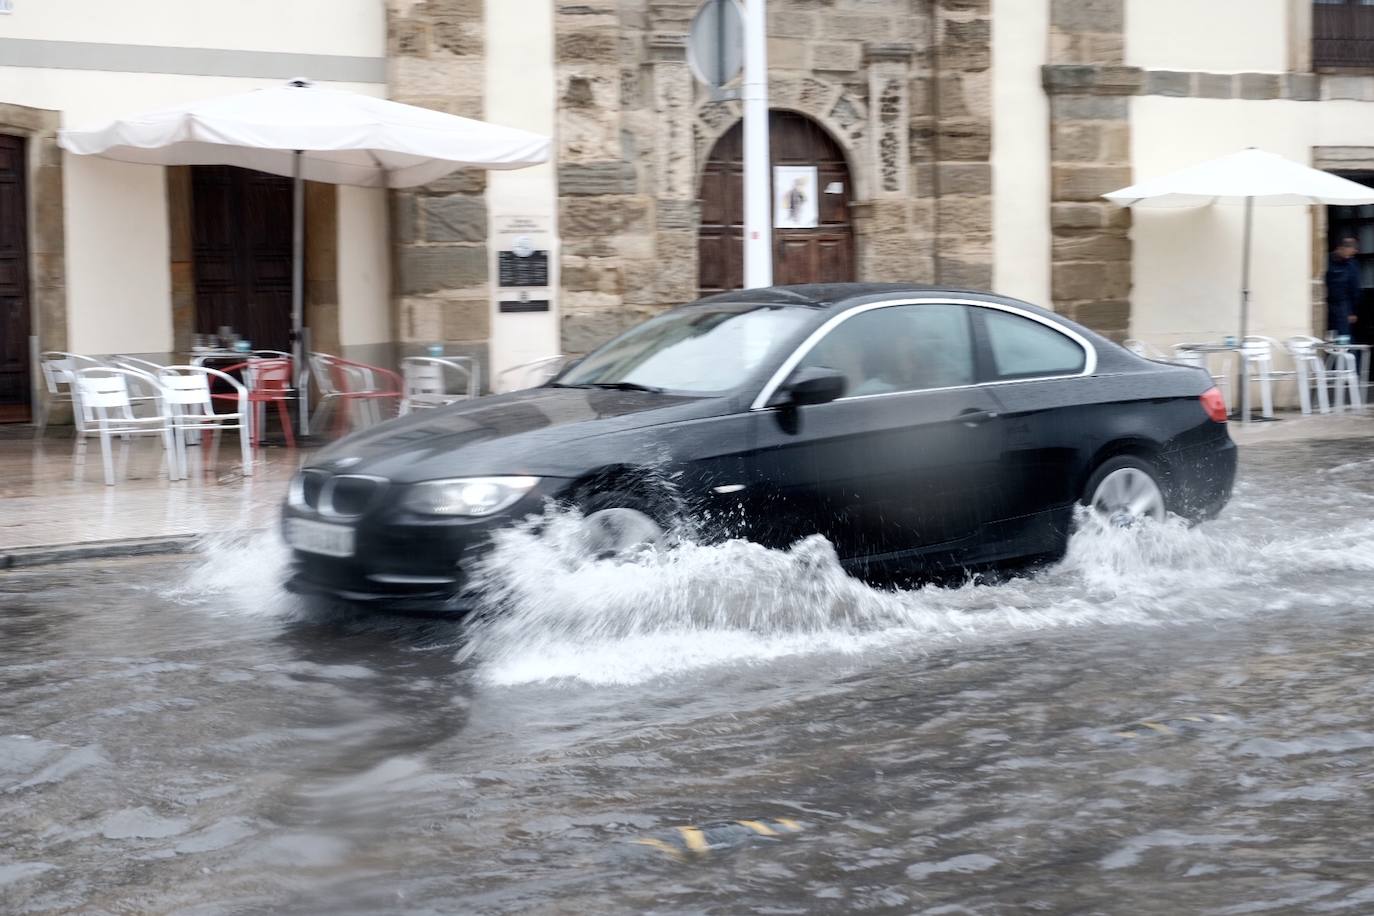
[3,435,1374,914]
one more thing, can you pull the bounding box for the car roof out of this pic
[694,282,1024,311]
[690,282,1153,375]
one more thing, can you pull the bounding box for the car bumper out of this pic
[281,478,572,613]
[1167,435,1237,520]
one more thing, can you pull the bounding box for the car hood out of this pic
[309,386,729,481]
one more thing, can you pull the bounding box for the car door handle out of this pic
[958,408,999,427]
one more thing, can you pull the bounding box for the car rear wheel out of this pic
[1083,456,1168,527]
[575,490,668,560]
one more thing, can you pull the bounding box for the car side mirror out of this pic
[768,366,847,408]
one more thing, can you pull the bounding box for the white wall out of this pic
[485,0,559,380]
[991,0,1052,309]
[1129,95,1374,348]
[1126,0,1291,73]
[338,185,391,347]
[63,155,173,354]
[0,0,384,56]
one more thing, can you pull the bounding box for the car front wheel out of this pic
[575,489,668,560]
[1083,456,1168,527]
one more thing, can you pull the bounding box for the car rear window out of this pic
[981,309,1086,379]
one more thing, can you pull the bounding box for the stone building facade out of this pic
[385,0,1000,371]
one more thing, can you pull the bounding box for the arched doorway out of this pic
[698,110,855,296]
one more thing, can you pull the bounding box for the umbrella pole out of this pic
[1237,195,1254,421]
[1240,195,1253,342]
[292,149,309,437]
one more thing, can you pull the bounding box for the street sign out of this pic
[687,0,745,90]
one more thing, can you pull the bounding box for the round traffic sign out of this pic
[687,0,745,89]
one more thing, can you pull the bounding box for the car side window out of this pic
[796,304,975,398]
[980,308,1086,379]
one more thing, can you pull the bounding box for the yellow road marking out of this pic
[677,826,709,853]
[775,818,801,831]
[1140,721,1174,735]
[1181,716,1204,722]
[633,837,685,861]
[737,819,779,837]
[1114,730,1139,738]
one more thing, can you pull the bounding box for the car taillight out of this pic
[1200,387,1228,423]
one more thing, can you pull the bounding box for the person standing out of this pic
[1326,236,1362,339]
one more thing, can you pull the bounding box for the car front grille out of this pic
[300,470,329,509]
[327,475,387,517]
[297,471,388,518]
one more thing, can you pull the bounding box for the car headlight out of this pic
[402,476,540,517]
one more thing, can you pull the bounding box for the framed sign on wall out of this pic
[774,165,819,230]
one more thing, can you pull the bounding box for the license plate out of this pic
[285,518,355,558]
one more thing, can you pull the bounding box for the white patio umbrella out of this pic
[58,79,551,435]
[1104,147,1374,343]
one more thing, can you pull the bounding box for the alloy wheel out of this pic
[1090,466,1167,527]
[578,507,665,560]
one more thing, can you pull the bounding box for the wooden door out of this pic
[698,110,854,296]
[0,135,30,423]
[192,166,294,352]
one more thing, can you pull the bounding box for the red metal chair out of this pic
[308,353,403,437]
[212,358,297,448]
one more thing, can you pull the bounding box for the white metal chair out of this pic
[109,355,172,419]
[37,351,102,433]
[73,367,178,486]
[400,356,479,415]
[495,355,566,393]
[1322,342,1365,413]
[1283,337,1331,415]
[1172,345,1233,414]
[1239,336,1296,421]
[158,365,253,479]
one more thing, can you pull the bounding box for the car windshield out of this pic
[554,304,813,394]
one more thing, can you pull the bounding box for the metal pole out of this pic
[742,0,772,288]
[1239,195,1254,342]
[292,149,309,437]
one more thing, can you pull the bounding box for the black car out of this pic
[283,283,1236,610]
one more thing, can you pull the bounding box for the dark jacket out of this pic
[1326,252,1362,333]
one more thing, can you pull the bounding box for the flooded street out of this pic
[4,437,1374,914]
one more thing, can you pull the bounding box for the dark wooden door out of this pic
[0,135,30,423]
[192,165,294,352]
[1314,0,1374,70]
[698,111,854,296]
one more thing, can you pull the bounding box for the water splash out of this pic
[166,484,1374,687]
[167,529,297,619]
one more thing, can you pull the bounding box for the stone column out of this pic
[1044,0,1134,337]
[555,0,644,353]
[386,0,492,368]
[854,42,924,282]
[648,32,698,307]
[930,0,994,290]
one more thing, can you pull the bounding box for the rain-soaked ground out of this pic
[4,438,1374,914]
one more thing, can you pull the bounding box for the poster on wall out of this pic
[774,165,819,229]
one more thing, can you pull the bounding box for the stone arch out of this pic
[691,75,870,201]
[697,110,857,295]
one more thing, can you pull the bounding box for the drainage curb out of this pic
[0,535,201,570]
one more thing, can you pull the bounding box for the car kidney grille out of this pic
[327,475,386,517]
[301,470,328,509]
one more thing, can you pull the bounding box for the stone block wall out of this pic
[921,0,994,289]
[552,0,996,355]
[1044,0,1133,339]
[387,0,491,368]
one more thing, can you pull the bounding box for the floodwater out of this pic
[4,438,1374,914]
